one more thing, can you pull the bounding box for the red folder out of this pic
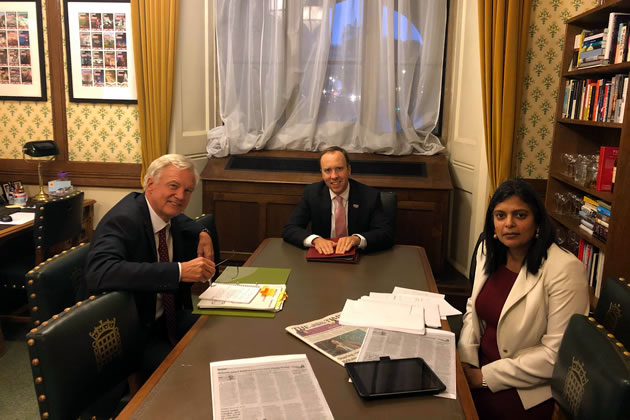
[306,245,359,264]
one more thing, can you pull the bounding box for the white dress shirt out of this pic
[303,185,367,249]
[146,197,181,320]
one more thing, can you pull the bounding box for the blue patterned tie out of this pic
[158,227,177,346]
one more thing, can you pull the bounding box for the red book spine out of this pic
[596,146,620,191]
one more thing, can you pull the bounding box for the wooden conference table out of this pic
[119,238,477,419]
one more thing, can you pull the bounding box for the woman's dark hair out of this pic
[482,178,555,275]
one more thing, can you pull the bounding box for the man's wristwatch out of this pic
[201,227,210,235]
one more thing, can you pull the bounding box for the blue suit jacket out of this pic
[282,179,394,253]
[86,192,202,326]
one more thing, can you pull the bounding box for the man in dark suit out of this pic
[86,154,215,378]
[282,147,394,254]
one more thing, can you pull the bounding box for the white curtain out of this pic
[207,0,446,157]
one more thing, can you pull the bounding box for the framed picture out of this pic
[63,0,136,103]
[0,0,47,101]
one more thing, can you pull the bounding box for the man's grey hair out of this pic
[143,154,199,189]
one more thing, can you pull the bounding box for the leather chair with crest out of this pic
[550,314,630,420]
[25,242,90,327]
[0,191,84,324]
[26,291,142,419]
[593,276,630,347]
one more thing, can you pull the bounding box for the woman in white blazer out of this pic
[458,179,589,419]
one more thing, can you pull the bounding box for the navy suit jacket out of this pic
[282,179,394,253]
[86,192,203,326]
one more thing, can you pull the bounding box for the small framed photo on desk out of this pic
[1,183,12,204]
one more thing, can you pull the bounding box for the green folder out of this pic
[193,267,290,318]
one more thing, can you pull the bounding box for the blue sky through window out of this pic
[330,1,422,46]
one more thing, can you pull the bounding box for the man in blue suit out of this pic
[86,154,215,378]
[282,147,394,254]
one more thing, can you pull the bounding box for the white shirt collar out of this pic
[145,195,169,234]
[328,184,350,202]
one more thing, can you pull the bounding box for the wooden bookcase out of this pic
[548,0,630,288]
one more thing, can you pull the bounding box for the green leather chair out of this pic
[551,314,630,420]
[379,191,397,235]
[0,191,84,322]
[26,291,142,420]
[26,242,90,327]
[593,276,630,347]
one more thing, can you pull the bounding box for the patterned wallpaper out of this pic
[516,0,598,178]
[0,0,140,163]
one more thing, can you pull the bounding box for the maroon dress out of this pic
[471,265,554,420]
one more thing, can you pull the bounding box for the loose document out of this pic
[339,287,462,334]
[210,354,333,420]
[285,312,367,366]
[358,328,457,400]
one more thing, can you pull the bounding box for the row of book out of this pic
[570,12,630,69]
[578,195,610,243]
[561,74,628,123]
[578,239,605,299]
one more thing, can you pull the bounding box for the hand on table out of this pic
[313,237,336,255]
[334,235,360,254]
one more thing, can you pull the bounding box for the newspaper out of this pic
[285,312,367,366]
[210,354,333,420]
[357,328,457,399]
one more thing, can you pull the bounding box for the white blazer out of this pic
[458,242,589,410]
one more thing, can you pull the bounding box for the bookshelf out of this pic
[548,0,630,296]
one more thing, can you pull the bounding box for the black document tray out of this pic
[345,356,446,399]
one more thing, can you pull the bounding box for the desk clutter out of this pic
[284,287,461,402]
[194,267,289,316]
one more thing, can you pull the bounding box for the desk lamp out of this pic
[23,140,59,202]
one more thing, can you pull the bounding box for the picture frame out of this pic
[0,0,47,101]
[63,0,136,103]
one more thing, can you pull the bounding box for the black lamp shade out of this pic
[23,140,59,158]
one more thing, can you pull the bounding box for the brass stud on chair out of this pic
[31,358,39,366]
[27,280,34,285]
[39,206,44,211]
[30,328,38,333]
[32,306,38,312]
[27,339,35,346]
[64,308,71,312]
[42,412,49,419]
[38,394,46,402]
[41,321,48,327]
[52,314,58,320]
[625,351,630,357]
[34,320,40,326]
[39,216,43,220]
[616,342,624,348]
[607,333,615,339]
[77,301,83,306]
[596,324,604,329]
[30,293,37,299]
[35,377,43,384]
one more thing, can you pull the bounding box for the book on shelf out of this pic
[579,223,594,236]
[595,250,605,298]
[596,146,619,191]
[605,12,630,63]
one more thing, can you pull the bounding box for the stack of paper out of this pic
[198,283,286,312]
[338,287,462,334]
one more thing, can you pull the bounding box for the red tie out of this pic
[334,195,347,238]
[158,227,177,346]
